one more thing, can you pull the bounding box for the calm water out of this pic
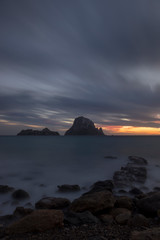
[0,136,160,215]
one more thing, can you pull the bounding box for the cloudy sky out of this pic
[1,0,160,135]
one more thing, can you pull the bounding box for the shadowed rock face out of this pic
[65,116,104,136]
[17,128,59,136]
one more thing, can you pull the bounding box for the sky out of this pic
[1,0,160,135]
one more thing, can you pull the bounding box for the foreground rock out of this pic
[12,189,30,200]
[17,128,59,136]
[136,191,160,217]
[35,197,71,209]
[128,156,148,165]
[131,227,160,240]
[65,116,104,135]
[0,185,14,194]
[64,211,99,225]
[6,210,64,234]
[57,184,80,192]
[70,190,115,214]
[84,180,114,194]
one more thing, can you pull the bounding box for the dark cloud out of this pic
[0,0,160,134]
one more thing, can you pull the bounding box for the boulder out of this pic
[13,207,33,218]
[136,192,160,217]
[99,214,113,224]
[65,116,104,136]
[131,227,160,240]
[83,180,114,195]
[35,197,71,209]
[129,188,143,196]
[0,185,14,194]
[57,184,80,192]
[128,214,149,227]
[70,191,115,214]
[128,156,148,165]
[7,210,64,234]
[110,208,131,218]
[115,196,133,210]
[12,189,30,200]
[64,211,99,225]
[115,212,131,225]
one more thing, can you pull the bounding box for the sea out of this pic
[0,135,160,215]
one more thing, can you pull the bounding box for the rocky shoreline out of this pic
[1,156,160,239]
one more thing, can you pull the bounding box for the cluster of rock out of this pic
[1,156,160,239]
[17,116,105,136]
[17,128,59,136]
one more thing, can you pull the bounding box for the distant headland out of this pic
[17,116,105,136]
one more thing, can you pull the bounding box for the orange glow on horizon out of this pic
[101,125,160,135]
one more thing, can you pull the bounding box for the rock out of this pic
[35,197,71,209]
[0,185,14,193]
[113,164,147,188]
[99,214,113,224]
[17,128,59,136]
[115,196,133,210]
[118,189,127,194]
[154,187,160,191]
[12,189,30,200]
[115,212,131,225]
[83,180,114,195]
[128,214,149,227]
[7,210,64,234]
[13,207,33,218]
[110,208,131,218]
[64,211,99,225]
[57,184,80,192]
[137,192,160,217]
[70,191,115,214]
[131,227,160,240]
[65,116,104,136]
[129,188,143,196]
[128,156,148,165]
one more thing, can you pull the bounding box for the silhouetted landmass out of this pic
[65,116,105,135]
[17,128,59,136]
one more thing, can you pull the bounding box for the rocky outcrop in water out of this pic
[65,116,104,135]
[17,128,59,136]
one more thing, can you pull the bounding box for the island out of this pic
[17,128,59,136]
[65,116,104,135]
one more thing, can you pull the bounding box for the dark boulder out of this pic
[35,197,71,209]
[65,116,104,136]
[13,207,33,218]
[83,180,114,195]
[12,189,30,200]
[17,128,59,136]
[128,156,148,165]
[129,188,143,196]
[0,185,14,194]
[64,211,99,225]
[57,184,80,192]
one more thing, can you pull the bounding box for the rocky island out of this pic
[17,128,59,136]
[65,116,104,135]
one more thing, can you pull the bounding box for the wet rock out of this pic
[129,188,143,196]
[6,210,64,234]
[70,190,115,214]
[0,185,14,193]
[128,156,148,165]
[136,191,160,217]
[12,189,30,200]
[35,197,71,209]
[110,208,131,218]
[153,187,160,191]
[115,212,131,225]
[131,227,160,240]
[113,165,147,188]
[128,214,149,227]
[115,196,133,210]
[99,214,113,224]
[118,189,127,194]
[83,180,114,195]
[65,116,104,135]
[64,211,99,225]
[57,184,80,192]
[13,207,33,218]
